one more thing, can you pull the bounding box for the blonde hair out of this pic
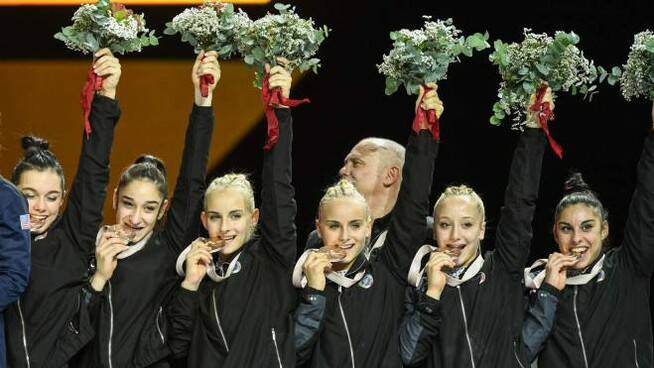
[204,173,255,213]
[318,179,372,222]
[434,185,485,220]
[355,138,405,171]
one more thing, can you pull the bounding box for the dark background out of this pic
[1,0,652,265]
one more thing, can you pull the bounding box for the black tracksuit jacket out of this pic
[535,132,654,368]
[75,105,213,368]
[6,95,119,368]
[294,130,439,368]
[399,129,546,368]
[166,108,298,368]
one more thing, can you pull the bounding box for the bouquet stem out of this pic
[529,84,563,158]
[261,72,310,150]
[412,84,440,140]
[80,64,104,140]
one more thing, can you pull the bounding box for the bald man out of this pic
[305,86,443,258]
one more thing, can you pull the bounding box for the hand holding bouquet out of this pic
[164,1,241,97]
[236,3,329,149]
[489,29,619,158]
[55,0,157,138]
[378,17,489,140]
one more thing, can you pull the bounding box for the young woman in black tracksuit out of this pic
[165,64,298,367]
[76,51,217,368]
[5,48,121,368]
[292,86,442,368]
[399,89,551,368]
[522,101,654,368]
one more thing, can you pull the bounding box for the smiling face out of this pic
[201,188,259,259]
[553,203,608,269]
[433,195,486,267]
[316,197,372,271]
[17,169,65,235]
[113,179,168,243]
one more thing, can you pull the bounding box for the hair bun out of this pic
[563,172,591,194]
[134,154,167,177]
[21,136,50,157]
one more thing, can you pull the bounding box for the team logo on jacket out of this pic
[19,214,31,231]
[358,274,374,289]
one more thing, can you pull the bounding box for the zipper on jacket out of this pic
[513,341,526,368]
[211,290,229,352]
[633,339,640,368]
[271,328,283,368]
[156,306,165,344]
[17,298,31,368]
[456,286,476,368]
[337,286,356,368]
[573,286,589,368]
[108,281,114,368]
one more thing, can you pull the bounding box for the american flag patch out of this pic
[19,214,31,230]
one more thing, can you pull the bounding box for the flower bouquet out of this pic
[54,0,157,139]
[489,29,619,158]
[236,3,329,150]
[620,31,654,101]
[164,1,241,97]
[378,17,489,140]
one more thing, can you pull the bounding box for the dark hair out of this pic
[11,136,65,190]
[554,172,608,224]
[117,154,168,199]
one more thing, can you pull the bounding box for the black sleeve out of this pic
[258,109,297,268]
[163,105,214,255]
[620,132,654,277]
[521,283,561,362]
[165,287,200,358]
[62,95,120,259]
[494,129,547,274]
[294,288,325,364]
[399,287,441,367]
[381,130,439,282]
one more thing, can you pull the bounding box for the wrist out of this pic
[99,89,116,100]
[90,274,108,292]
[426,286,443,300]
[306,279,325,291]
[181,279,201,291]
[194,89,213,107]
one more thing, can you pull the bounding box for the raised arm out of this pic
[258,65,297,268]
[62,48,121,259]
[620,101,654,277]
[382,84,440,281]
[494,122,547,273]
[163,51,217,254]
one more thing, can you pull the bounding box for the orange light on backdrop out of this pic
[1,0,269,5]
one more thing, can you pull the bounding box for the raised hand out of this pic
[266,57,293,99]
[192,50,221,106]
[93,48,122,99]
